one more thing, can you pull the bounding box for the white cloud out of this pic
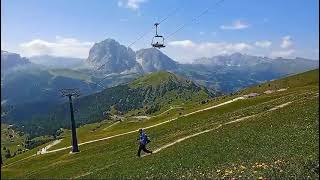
[269,35,295,58]
[199,31,205,35]
[271,49,295,58]
[19,36,93,58]
[168,40,195,48]
[255,40,272,48]
[118,0,147,10]
[166,40,253,63]
[280,35,293,49]
[220,20,249,30]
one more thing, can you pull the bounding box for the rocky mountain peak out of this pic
[1,50,31,71]
[86,39,141,73]
[136,48,178,73]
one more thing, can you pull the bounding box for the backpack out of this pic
[143,133,150,144]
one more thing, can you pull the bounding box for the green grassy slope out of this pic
[48,69,93,83]
[1,124,26,160]
[4,71,217,138]
[49,71,216,133]
[1,123,56,164]
[1,69,318,179]
[239,68,319,94]
[130,71,192,88]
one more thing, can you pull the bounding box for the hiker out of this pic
[137,128,152,157]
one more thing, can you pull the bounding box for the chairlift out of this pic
[151,23,165,48]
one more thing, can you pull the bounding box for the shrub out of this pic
[5,149,11,159]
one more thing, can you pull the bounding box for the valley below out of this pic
[1,69,318,179]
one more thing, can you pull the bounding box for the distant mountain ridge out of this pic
[177,52,319,92]
[1,38,319,107]
[193,52,318,69]
[1,50,31,72]
[29,55,85,69]
[193,52,269,67]
[85,39,318,83]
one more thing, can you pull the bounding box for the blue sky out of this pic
[1,0,319,62]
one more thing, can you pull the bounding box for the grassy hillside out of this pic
[4,71,217,138]
[48,69,93,83]
[239,68,319,94]
[62,71,217,125]
[175,58,319,93]
[1,123,56,163]
[1,69,318,179]
[1,124,26,161]
[130,71,193,88]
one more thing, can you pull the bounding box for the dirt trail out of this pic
[154,106,183,117]
[36,139,62,155]
[2,154,36,168]
[182,97,245,117]
[142,101,292,157]
[148,125,223,155]
[73,163,117,179]
[45,97,245,154]
[2,96,250,167]
[103,121,120,131]
[32,96,246,155]
[267,102,292,111]
[132,106,183,120]
[3,97,293,168]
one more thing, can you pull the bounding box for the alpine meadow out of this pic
[1,0,319,179]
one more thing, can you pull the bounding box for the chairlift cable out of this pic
[128,7,180,48]
[166,0,225,40]
[158,7,179,24]
[95,8,181,89]
[93,1,225,90]
[127,30,153,48]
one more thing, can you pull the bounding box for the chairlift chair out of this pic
[151,23,166,48]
